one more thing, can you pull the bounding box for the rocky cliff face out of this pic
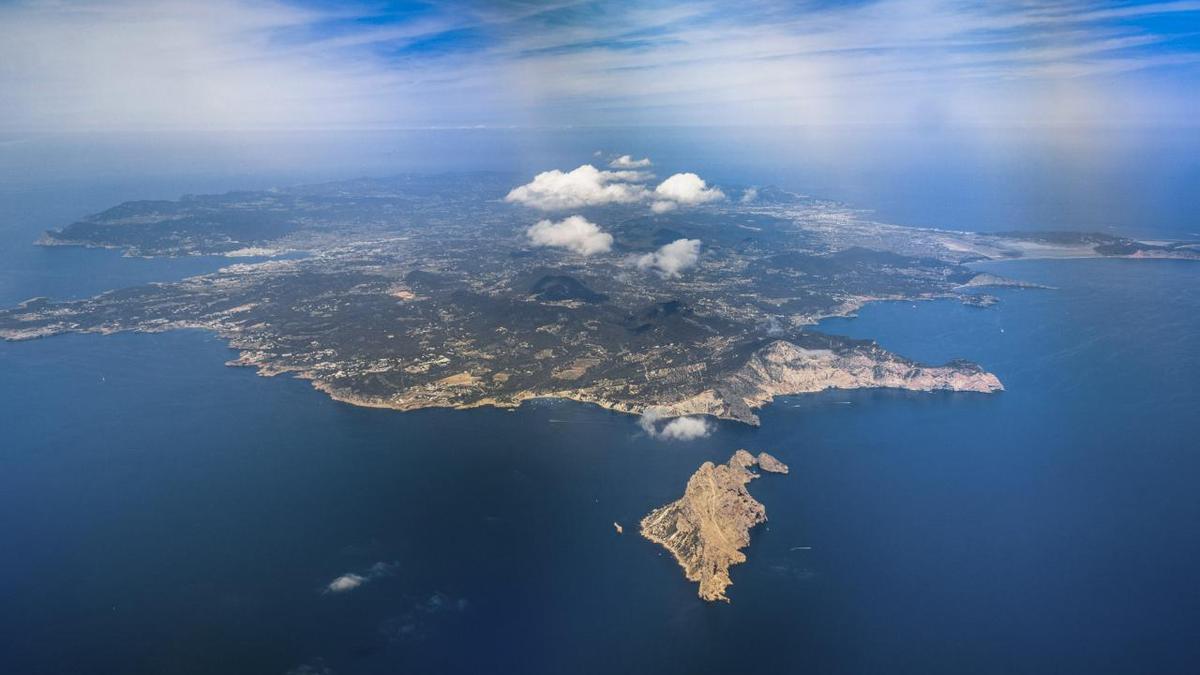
[640,449,789,602]
[756,451,789,474]
[658,340,1004,424]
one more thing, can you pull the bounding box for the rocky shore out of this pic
[640,450,789,602]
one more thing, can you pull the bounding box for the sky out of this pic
[1,0,1199,132]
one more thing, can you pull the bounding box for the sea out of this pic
[1,128,1198,674]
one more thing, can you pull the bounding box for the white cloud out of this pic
[741,187,759,203]
[654,173,725,207]
[322,561,397,594]
[605,169,654,182]
[0,1,1196,131]
[637,238,702,278]
[610,154,652,168]
[639,408,713,441]
[526,215,613,256]
[325,574,366,593]
[0,0,419,132]
[507,163,716,218]
[505,165,649,210]
[659,417,713,440]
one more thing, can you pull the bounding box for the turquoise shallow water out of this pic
[2,257,1197,674]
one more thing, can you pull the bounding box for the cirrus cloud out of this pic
[526,215,613,256]
[1,1,1197,132]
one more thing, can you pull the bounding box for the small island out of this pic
[640,450,789,602]
[756,451,789,474]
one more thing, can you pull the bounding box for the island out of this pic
[756,452,790,474]
[1,169,1193,426]
[641,450,789,602]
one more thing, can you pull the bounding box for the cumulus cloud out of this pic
[605,169,654,182]
[507,164,725,216]
[505,165,649,210]
[326,574,366,593]
[610,154,652,168]
[659,417,712,440]
[322,561,397,594]
[526,215,613,256]
[653,173,725,208]
[636,238,702,278]
[741,187,759,203]
[639,408,713,441]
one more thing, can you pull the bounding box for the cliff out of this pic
[640,449,789,602]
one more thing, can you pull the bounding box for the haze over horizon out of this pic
[2,0,1199,133]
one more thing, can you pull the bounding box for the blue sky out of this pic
[1,0,1198,131]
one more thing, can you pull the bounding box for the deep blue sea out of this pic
[1,130,1198,674]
